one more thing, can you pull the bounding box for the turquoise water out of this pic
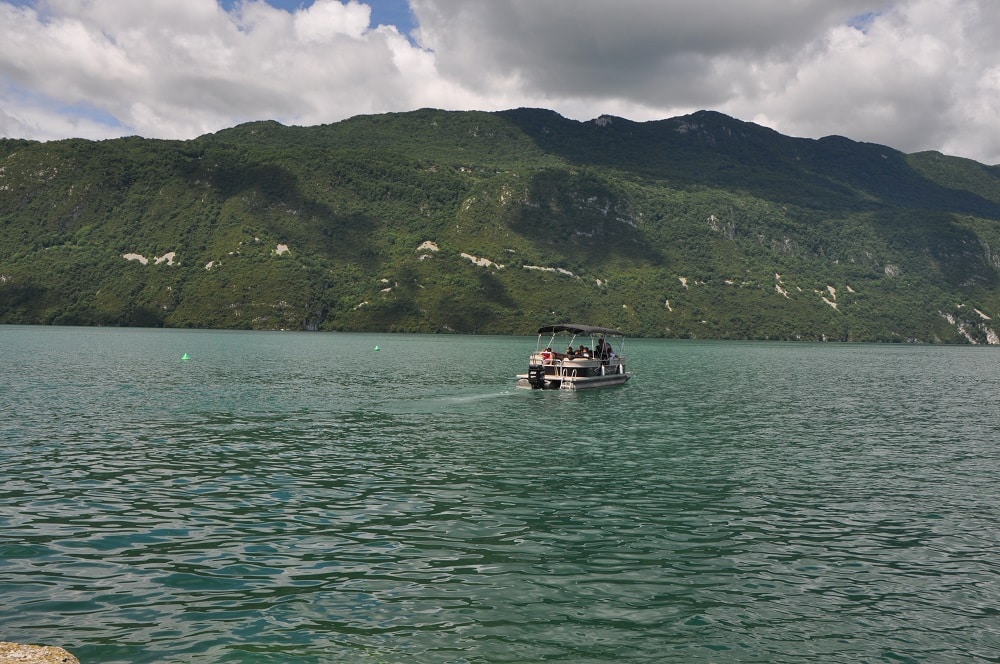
[2,326,1000,662]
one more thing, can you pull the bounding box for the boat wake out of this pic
[386,388,520,415]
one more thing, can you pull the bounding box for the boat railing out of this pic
[532,351,626,364]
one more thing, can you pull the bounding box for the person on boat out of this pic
[541,347,554,364]
[597,339,610,360]
[566,346,576,359]
[577,345,590,358]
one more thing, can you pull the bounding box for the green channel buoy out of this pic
[181,353,190,361]
[374,345,380,351]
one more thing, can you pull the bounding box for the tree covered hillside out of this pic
[2,108,1000,342]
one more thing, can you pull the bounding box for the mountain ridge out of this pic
[2,107,999,342]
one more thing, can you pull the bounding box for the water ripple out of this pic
[3,330,1000,661]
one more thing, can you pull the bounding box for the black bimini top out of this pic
[537,323,625,337]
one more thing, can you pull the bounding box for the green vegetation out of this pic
[2,108,999,342]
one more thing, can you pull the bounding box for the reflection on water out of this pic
[2,328,1000,662]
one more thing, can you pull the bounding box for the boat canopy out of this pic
[536,323,625,337]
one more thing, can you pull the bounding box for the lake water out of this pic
[2,325,1000,663]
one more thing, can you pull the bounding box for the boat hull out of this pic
[516,371,632,390]
[517,359,632,390]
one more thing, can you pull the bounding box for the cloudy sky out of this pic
[1,0,998,164]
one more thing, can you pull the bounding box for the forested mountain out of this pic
[2,107,1000,342]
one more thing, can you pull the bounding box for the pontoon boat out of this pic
[517,324,633,390]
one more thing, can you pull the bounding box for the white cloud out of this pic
[1,0,999,164]
[294,0,370,40]
[738,0,1000,162]
[410,0,1000,163]
[0,0,432,138]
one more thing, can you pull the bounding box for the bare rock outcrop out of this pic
[0,643,79,664]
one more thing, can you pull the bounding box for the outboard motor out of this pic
[527,364,547,389]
